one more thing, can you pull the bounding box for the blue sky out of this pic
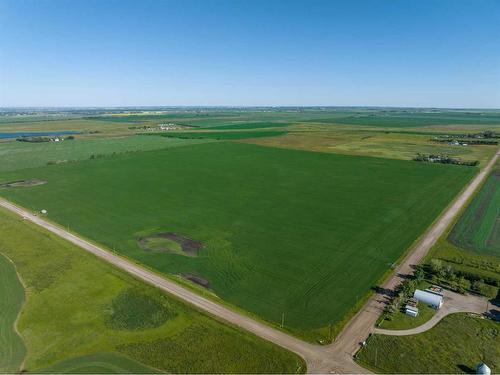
[1,0,499,108]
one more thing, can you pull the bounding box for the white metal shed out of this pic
[476,363,491,375]
[413,289,443,309]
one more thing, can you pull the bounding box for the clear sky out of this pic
[1,0,499,108]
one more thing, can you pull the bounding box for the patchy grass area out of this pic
[0,253,26,373]
[244,129,497,164]
[356,313,500,373]
[0,141,475,341]
[0,208,304,373]
[0,135,211,173]
[104,289,176,331]
[37,353,160,374]
[449,164,500,256]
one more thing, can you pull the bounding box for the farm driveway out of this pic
[374,291,493,336]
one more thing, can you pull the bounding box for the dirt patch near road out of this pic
[0,179,47,188]
[182,273,211,289]
[137,232,203,257]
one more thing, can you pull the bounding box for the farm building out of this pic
[405,305,419,317]
[413,289,443,309]
[476,363,491,375]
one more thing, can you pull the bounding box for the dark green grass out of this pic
[105,289,176,330]
[118,324,302,374]
[208,122,291,130]
[449,168,500,256]
[0,253,26,373]
[161,130,286,140]
[37,353,160,374]
[356,314,500,373]
[0,207,304,373]
[0,142,475,338]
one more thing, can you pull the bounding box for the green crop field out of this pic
[161,130,286,140]
[356,314,500,373]
[208,122,291,130]
[304,111,500,128]
[0,135,212,173]
[0,207,303,373]
[448,163,500,256]
[0,141,475,340]
[0,253,26,374]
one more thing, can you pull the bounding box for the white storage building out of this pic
[476,363,491,375]
[413,289,443,309]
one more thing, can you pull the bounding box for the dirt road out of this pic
[0,150,497,374]
[323,149,499,369]
[374,290,491,336]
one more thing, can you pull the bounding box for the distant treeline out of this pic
[413,153,478,167]
[16,136,51,143]
[17,135,75,143]
[431,138,498,145]
[466,130,500,138]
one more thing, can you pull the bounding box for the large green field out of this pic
[0,135,211,173]
[448,163,500,256]
[356,314,499,373]
[0,207,303,373]
[0,253,26,373]
[0,141,475,340]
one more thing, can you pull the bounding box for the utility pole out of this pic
[281,312,285,328]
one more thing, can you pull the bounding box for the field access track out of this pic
[0,149,498,374]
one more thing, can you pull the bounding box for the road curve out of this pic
[374,290,490,336]
[0,150,497,374]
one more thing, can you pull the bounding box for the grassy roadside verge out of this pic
[0,207,305,373]
[0,253,26,373]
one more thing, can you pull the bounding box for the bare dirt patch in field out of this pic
[137,232,203,257]
[0,179,47,188]
[181,273,211,289]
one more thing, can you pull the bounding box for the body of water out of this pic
[0,131,79,139]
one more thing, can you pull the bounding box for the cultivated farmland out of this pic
[0,141,476,340]
[448,161,500,256]
[0,135,211,173]
[161,130,287,140]
[0,207,304,373]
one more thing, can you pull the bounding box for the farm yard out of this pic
[0,139,476,341]
[356,313,500,373]
[0,207,303,373]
